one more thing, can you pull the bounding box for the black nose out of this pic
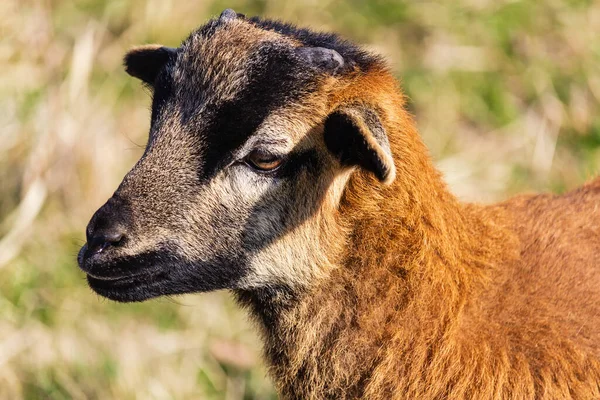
[85,196,131,257]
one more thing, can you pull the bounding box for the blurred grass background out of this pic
[0,0,598,398]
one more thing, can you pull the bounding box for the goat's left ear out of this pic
[324,106,396,184]
[124,44,177,85]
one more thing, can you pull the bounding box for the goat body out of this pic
[238,97,600,397]
[241,172,600,398]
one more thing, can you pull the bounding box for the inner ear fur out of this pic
[324,105,396,185]
[123,44,177,85]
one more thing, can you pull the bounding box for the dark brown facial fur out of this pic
[79,9,600,399]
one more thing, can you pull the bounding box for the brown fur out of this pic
[241,68,600,399]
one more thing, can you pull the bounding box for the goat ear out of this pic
[324,106,396,184]
[296,47,345,74]
[123,45,176,85]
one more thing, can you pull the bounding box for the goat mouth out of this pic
[86,271,147,281]
[78,243,175,302]
[78,242,169,278]
[78,243,246,302]
[86,269,167,302]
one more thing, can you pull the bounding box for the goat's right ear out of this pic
[123,45,177,85]
[324,106,396,185]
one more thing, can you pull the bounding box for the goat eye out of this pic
[244,150,283,172]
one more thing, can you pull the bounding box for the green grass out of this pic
[0,0,598,398]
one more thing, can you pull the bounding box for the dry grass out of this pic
[0,0,598,398]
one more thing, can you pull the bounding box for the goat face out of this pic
[77,10,396,302]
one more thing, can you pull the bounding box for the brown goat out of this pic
[78,10,600,399]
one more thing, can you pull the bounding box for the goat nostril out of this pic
[104,231,124,245]
[87,230,125,256]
